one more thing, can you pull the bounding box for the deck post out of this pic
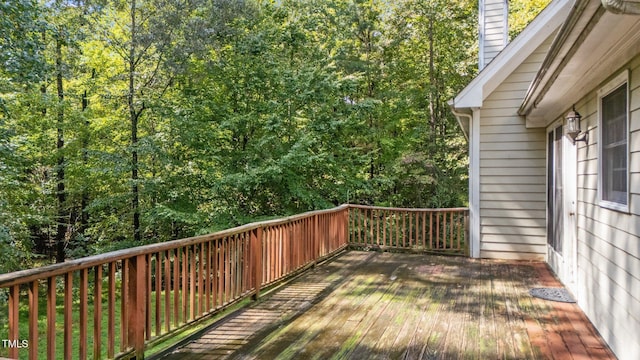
[127,254,147,359]
[314,213,320,261]
[252,227,263,300]
[464,210,470,256]
[342,206,349,247]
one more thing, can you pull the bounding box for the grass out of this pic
[0,279,125,359]
[0,275,244,360]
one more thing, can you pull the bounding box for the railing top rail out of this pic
[347,204,469,212]
[0,204,349,288]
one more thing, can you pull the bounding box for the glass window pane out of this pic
[601,83,627,206]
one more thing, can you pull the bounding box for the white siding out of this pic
[477,36,554,260]
[574,55,640,360]
[479,0,508,69]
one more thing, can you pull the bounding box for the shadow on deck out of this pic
[157,251,615,360]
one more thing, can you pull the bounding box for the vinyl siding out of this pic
[574,55,640,359]
[480,0,508,68]
[477,36,553,260]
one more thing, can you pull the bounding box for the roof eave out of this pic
[452,0,573,112]
[519,0,599,120]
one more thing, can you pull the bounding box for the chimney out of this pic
[479,0,509,70]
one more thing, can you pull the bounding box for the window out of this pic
[599,71,629,211]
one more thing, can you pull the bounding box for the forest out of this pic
[0,0,548,272]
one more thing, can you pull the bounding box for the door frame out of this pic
[546,121,578,293]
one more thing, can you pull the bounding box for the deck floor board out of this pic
[160,251,616,360]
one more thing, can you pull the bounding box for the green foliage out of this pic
[509,0,552,39]
[0,0,546,269]
[0,0,49,86]
[0,227,30,274]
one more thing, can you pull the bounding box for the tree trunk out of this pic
[55,33,67,263]
[428,13,436,138]
[129,0,141,243]
[80,87,89,236]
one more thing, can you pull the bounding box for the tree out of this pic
[0,0,550,268]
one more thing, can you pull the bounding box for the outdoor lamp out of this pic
[565,106,588,144]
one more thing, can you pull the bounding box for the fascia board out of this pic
[452,0,572,109]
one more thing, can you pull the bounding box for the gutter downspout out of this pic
[602,0,640,14]
[448,103,479,258]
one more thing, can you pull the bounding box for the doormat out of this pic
[529,287,576,303]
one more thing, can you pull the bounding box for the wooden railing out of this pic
[348,205,469,254]
[0,206,348,360]
[0,204,467,359]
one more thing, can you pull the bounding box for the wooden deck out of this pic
[159,251,616,360]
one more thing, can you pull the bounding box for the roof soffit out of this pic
[524,6,640,127]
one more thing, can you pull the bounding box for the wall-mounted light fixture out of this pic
[565,106,588,144]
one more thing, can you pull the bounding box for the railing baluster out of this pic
[218,239,224,306]
[272,228,276,281]
[239,234,244,296]
[403,211,407,248]
[146,254,152,340]
[165,250,171,333]
[108,262,116,359]
[65,272,73,359]
[429,212,433,249]
[437,212,441,249]
[457,213,462,250]
[361,208,366,245]
[155,252,162,336]
[232,235,237,299]
[205,241,212,311]
[422,211,426,249]
[407,211,414,247]
[242,233,248,294]
[173,248,179,327]
[79,268,88,359]
[181,247,187,323]
[28,280,38,360]
[380,209,385,247]
[251,227,264,299]
[190,245,196,321]
[368,208,373,245]
[444,211,449,249]
[282,225,288,275]
[278,226,283,278]
[451,211,456,250]
[415,211,420,247]
[375,209,379,246]
[392,210,397,248]
[314,214,320,260]
[224,237,230,304]
[121,260,128,351]
[292,223,296,270]
[8,285,19,359]
[199,242,204,315]
[214,240,220,308]
[47,277,56,360]
[355,209,360,245]
[94,265,103,360]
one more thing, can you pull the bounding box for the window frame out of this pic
[597,70,630,213]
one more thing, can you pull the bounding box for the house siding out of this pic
[574,55,640,360]
[477,36,553,260]
[479,0,508,69]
